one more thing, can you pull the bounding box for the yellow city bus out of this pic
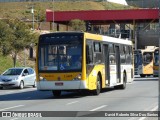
[36,32,133,97]
[134,46,157,77]
[153,47,159,77]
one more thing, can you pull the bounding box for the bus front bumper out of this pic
[36,80,87,90]
[154,70,159,76]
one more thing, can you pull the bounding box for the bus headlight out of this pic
[39,76,47,81]
[73,74,81,81]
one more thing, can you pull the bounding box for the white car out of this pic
[0,67,36,89]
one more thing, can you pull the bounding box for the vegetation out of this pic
[0,53,21,74]
[0,1,135,20]
[0,19,38,71]
[69,19,86,31]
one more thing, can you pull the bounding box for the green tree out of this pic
[69,19,86,31]
[0,20,14,55]
[6,19,38,67]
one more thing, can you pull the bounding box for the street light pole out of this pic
[31,5,34,30]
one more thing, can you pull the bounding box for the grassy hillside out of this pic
[0,1,135,19]
[0,54,21,74]
[0,50,35,74]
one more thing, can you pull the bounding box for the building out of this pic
[126,0,158,8]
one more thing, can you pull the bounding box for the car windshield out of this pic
[3,68,23,75]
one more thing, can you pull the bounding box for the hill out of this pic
[0,1,135,20]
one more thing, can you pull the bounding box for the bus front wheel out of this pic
[93,75,101,95]
[52,90,61,97]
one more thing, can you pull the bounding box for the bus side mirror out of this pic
[29,47,36,61]
[29,47,33,59]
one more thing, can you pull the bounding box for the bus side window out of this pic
[93,42,102,63]
[120,45,125,64]
[109,44,115,64]
[125,46,130,64]
[123,46,127,64]
[86,45,93,64]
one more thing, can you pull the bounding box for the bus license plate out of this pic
[55,82,63,86]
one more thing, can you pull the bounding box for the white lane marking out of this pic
[128,118,135,120]
[90,105,107,111]
[0,105,24,111]
[138,117,146,120]
[66,101,79,105]
[0,89,36,95]
[150,105,158,111]
[0,91,15,95]
[134,77,158,80]
[5,91,14,94]
[138,105,158,120]
[10,118,18,120]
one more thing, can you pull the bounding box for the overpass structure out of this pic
[46,9,159,24]
[46,9,159,48]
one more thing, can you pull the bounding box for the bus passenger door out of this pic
[115,46,121,83]
[103,44,110,86]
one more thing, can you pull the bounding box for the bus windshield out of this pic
[154,50,159,66]
[143,52,152,65]
[38,34,83,72]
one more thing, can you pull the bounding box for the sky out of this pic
[107,0,128,6]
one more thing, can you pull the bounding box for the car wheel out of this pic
[33,81,36,88]
[19,81,24,89]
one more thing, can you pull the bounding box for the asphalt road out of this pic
[0,77,158,120]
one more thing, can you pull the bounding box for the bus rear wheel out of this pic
[140,74,145,77]
[93,75,101,95]
[119,72,126,89]
[52,90,61,97]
